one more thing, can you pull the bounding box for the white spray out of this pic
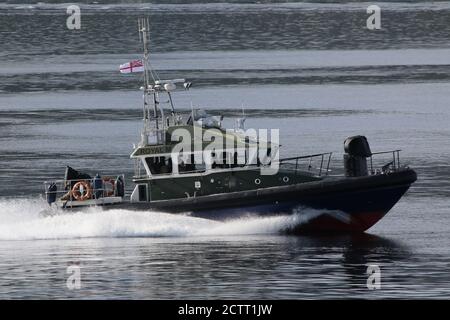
[0,198,349,241]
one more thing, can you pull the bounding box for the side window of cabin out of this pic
[213,152,231,169]
[178,154,205,174]
[231,152,239,168]
[145,156,173,175]
[230,152,246,168]
[210,152,246,169]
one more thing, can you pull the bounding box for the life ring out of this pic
[102,177,116,197]
[71,181,93,201]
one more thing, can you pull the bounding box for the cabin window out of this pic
[138,184,148,201]
[231,152,240,168]
[178,154,205,174]
[260,148,272,166]
[210,152,246,169]
[212,152,231,169]
[145,156,173,175]
[222,152,230,168]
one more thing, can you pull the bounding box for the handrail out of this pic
[44,176,122,185]
[279,152,333,177]
[370,149,401,155]
[278,152,333,163]
[238,152,333,176]
[44,174,125,202]
[369,149,402,174]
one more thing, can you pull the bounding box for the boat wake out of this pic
[0,198,347,241]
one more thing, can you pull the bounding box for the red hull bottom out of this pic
[292,211,387,233]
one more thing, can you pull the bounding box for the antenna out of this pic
[138,17,150,46]
[235,104,246,132]
[138,17,160,131]
[135,17,187,144]
[138,17,151,87]
[138,19,142,42]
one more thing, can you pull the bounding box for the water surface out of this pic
[0,1,450,299]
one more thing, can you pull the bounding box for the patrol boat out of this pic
[43,19,416,232]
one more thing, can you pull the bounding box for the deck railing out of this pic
[44,175,125,203]
[278,152,333,177]
[368,149,402,174]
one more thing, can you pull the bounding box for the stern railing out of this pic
[44,174,125,204]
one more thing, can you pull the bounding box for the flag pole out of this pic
[139,17,159,132]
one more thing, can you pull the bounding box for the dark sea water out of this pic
[1,1,450,299]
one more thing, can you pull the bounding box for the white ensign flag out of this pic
[119,60,144,73]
